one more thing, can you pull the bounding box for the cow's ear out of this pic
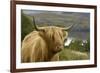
[63,31,68,37]
[39,29,46,37]
[63,31,66,37]
[40,29,45,33]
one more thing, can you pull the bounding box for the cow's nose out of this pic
[59,46,63,49]
[56,46,63,51]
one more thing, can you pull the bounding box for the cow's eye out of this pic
[52,36,55,41]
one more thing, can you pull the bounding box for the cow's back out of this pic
[21,31,47,62]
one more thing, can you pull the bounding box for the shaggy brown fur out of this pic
[21,26,68,62]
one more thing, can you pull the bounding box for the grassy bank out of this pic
[59,49,89,61]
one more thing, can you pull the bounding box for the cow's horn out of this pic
[62,24,74,31]
[33,16,39,31]
[33,17,44,31]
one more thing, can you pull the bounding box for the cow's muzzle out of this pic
[56,46,63,52]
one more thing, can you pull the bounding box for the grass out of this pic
[59,48,89,61]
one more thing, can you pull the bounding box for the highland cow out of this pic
[21,17,73,63]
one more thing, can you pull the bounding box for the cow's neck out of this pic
[47,48,58,61]
[41,37,57,61]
